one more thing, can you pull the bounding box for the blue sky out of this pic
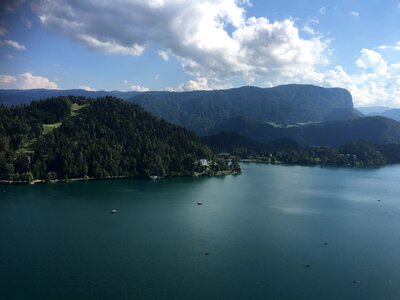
[0,0,399,107]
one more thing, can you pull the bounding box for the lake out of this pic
[1,163,400,299]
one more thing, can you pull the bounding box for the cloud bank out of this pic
[30,0,399,106]
[31,0,327,84]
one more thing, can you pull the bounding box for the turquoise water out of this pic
[1,163,400,299]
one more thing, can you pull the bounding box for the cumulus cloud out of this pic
[168,77,233,91]
[303,25,315,35]
[130,85,150,92]
[0,73,58,89]
[356,49,387,75]
[174,77,211,91]
[316,50,400,107]
[18,73,58,89]
[0,75,17,85]
[379,42,400,51]
[79,85,96,91]
[31,0,328,84]
[350,11,359,17]
[1,39,26,50]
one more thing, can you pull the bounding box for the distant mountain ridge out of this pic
[129,85,359,134]
[356,106,400,122]
[0,84,360,135]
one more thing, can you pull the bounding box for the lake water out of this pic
[1,163,400,299]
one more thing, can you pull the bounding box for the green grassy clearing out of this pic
[16,103,86,154]
[42,122,62,135]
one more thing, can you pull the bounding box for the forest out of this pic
[0,96,236,182]
[204,131,400,167]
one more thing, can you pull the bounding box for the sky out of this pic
[0,0,399,107]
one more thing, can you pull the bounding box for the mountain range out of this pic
[2,84,400,147]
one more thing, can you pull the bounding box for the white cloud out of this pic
[18,73,58,89]
[32,0,328,84]
[155,74,160,80]
[319,7,326,15]
[303,25,315,35]
[1,39,26,50]
[176,77,211,91]
[79,85,96,91]
[0,75,17,85]
[316,50,400,107]
[77,34,144,56]
[350,11,359,17]
[168,77,233,92]
[130,85,150,92]
[356,49,387,75]
[379,42,400,51]
[158,50,170,61]
[0,73,58,89]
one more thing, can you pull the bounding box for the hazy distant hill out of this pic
[356,107,400,122]
[356,106,391,115]
[0,85,360,134]
[379,109,400,122]
[210,116,400,147]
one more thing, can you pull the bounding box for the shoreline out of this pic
[239,158,386,168]
[0,170,240,185]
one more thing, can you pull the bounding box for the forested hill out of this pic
[0,96,213,181]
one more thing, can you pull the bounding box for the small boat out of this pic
[150,175,158,180]
[197,202,202,205]
[111,209,117,214]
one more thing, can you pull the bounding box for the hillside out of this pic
[0,96,213,181]
[129,84,358,134]
[210,116,400,147]
[0,85,359,134]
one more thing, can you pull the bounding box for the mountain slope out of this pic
[210,116,400,147]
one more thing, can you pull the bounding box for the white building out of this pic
[199,159,208,166]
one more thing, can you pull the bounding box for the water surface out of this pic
[1,163,400,299]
